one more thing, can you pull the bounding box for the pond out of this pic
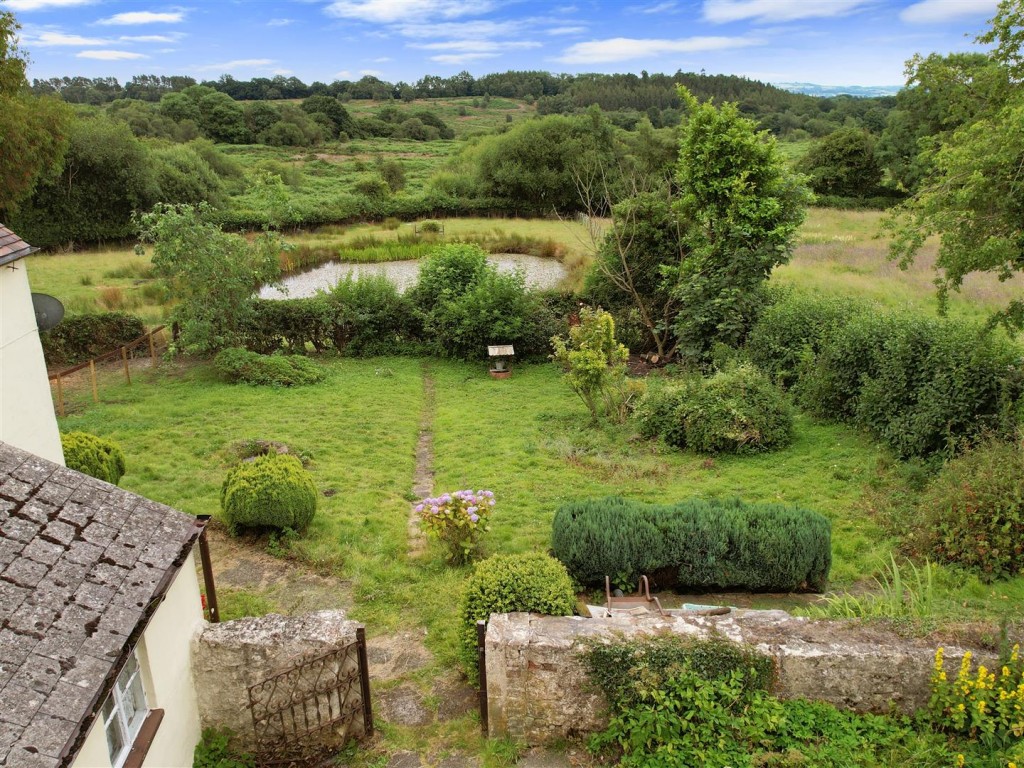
[260,253,570,299]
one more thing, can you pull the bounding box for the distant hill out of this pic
[774,82,902,98]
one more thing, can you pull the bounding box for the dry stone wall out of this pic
[485,610,997,744]
[192,610,362,750]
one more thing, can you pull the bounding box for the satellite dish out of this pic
[32,293,65,331]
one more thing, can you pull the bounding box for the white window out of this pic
[101,650,149,768]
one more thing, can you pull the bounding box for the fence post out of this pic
[477,620,488,736]
[88,360,99,403]
[54,375,65,417]
[121,346,131,385]
[356,627,374,737]
[148,331,156,363]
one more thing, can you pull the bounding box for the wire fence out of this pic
[48,325,169,417]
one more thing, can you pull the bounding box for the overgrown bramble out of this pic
[416,489,494,565]
[930,644,1024,749]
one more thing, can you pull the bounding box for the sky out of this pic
[5,0,1004,88]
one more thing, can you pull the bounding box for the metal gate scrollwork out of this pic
[247,626,373,766]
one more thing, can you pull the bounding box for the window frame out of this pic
[102,648,150,768]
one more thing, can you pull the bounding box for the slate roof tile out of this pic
[0,443,201,767]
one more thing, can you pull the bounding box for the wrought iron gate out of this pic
[247,627,373,766]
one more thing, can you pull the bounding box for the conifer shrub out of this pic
[220,454,317,532]
[633,365,793,455]
[61,431,127,485]
[460,553,576,676]
[551,496,831,592]
[215,348,326,387]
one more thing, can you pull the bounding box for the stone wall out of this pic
[484,610,997,744]
[192,610,363,751]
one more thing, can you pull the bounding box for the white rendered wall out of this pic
[71,561,206,768]
[0,261,64,464]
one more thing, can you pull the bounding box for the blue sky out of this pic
[7,0,1003,87]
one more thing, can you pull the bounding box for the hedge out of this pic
[214,348,326,387]
[41,312,146,367]
[746,292,1024,458]
[551,496,831,592]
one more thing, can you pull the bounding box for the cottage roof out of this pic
[0,225,38,268]
[0,442,202,768]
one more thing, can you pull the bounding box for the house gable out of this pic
[0,442,202,767]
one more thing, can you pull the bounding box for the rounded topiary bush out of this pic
[916,439,1024,581]
[61,431,126,485]
[220,453,317,533]
[460,553,576,676]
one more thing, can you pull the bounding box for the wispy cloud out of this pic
[28,30,107,46]
[76,49,148,60]
[373,56,393,62]
[634,1,678,14]
[547,26,586,35]
[393,19,522,39]
[6,0,95,10]
[267,18,295,27]
[558,34,758,63]
[702,0,872,23]
[119,34,182,43]
[899,0,998,24]
[96,11,185,25]
[334,69,354,79]
[360,68,384,76]
[411,39,539,52]
[195,58,276,72]
[325,0,496,24]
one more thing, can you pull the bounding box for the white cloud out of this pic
[547,25,586,35]
[637,1,678,13]
[119,34,181,43]
[373,56,393,62]
[702,0,872,23]
[900,0,999,24]
[558,35,758,63]
[325,0,495,24]
[29,31,107,46]
[195,58,276,72]
[97,11,185,25]
[334,69,354,79]
[412,39,539,52]
[6,0,95,10]
[395,19,522,39]
[430,52,496,63]
[267,18,295,27]
[76,49,148,59]
[360,68,384,76]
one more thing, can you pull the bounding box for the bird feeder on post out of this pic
[488,345,514,379]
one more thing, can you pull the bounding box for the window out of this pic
[102,650,149,768]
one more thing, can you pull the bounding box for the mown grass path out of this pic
[408,363,435,558]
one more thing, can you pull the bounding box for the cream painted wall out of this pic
[0,261,64,464]
[70,558,206,768]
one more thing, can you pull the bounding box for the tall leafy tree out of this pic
[137,203,282,355]
[886,0,1024,329]
[671,88,809,358]
[0,10,73,212]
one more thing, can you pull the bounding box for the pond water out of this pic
[260,253,570,299]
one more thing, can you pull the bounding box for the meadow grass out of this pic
[55,356,1024,639]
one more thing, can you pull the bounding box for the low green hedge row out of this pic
[214,348,326,387]
[552,496,831,592]
[41,312,145,367]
